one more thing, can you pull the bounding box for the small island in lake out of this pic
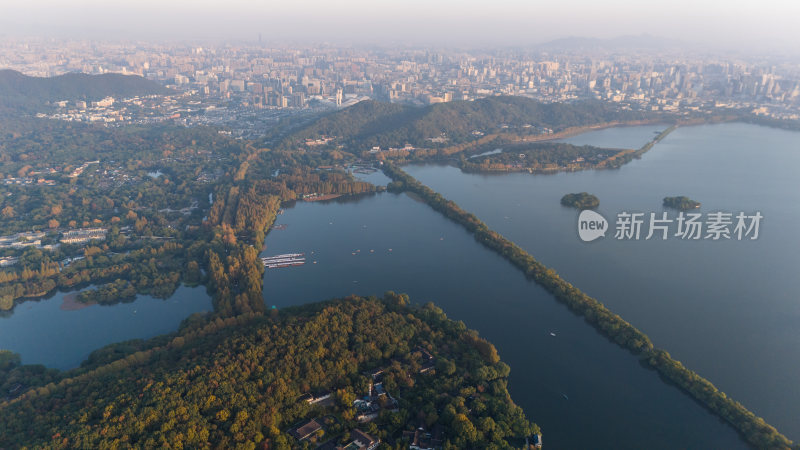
[561,192,600,209]
[663,196,701,210]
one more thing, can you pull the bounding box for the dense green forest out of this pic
[383,164,796,450]
[560,193,599,209]
[0,70,171,110]
[0,116,232,171]
[273,96,660,151]
[0,241,197,310]
[0,295,538,449]
[0,350,61,402]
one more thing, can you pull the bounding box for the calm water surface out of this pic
[555,123,669,148]
[0,285,212,369]
[407,122,800,441]
[261,192,746,449]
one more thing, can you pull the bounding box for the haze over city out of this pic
[2,0,800,54]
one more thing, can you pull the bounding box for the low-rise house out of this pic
[60,228,108,245]
[403,426,444,450]
[288,418,323,442]
[413,346,436,373]
[354,381,398,422]
[335,429,380,450]
[0,256,19,267]
[419,360,436,374]
[0,231,47,248]
[11,239,41,248]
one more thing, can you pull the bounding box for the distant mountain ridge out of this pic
[0,69,170,108]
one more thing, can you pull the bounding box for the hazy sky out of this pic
[2,0,799,52]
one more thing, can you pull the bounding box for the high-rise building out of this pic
[291,92,306,108]
[230,80,245,92]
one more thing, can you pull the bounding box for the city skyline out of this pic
[4,37,798,137]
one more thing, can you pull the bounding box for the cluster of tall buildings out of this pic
[2,39,799,121]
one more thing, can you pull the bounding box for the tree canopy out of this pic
[0,295,538,449]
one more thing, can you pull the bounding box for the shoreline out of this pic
[439,115,740,159]
[302,193,343,202]
[519,119,666,143]
[460,124,679,175]
[60,292,96,311]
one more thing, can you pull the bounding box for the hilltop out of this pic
[0,69,170,110]
[274,96,656,151]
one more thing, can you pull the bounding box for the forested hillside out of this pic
[276,96,655,150]
[0,295,538,449]
[0,70,170,109]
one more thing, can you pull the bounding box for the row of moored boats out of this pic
[261,253,305,268]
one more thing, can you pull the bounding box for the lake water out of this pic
[0,285,213,370]
[351,168,391,186]
[554,123,670,148]
[406,122,800,442]
[261,193,746,449]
